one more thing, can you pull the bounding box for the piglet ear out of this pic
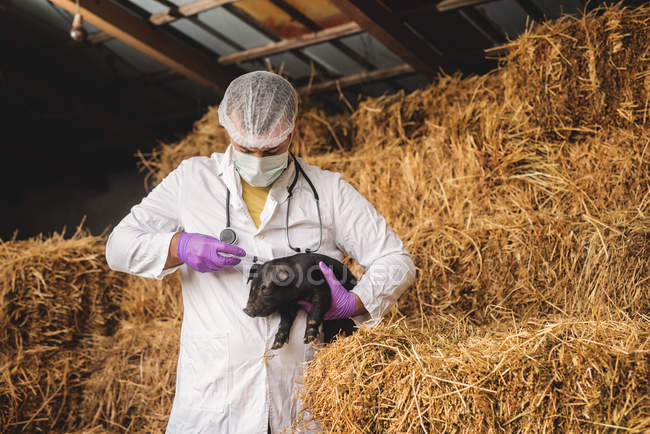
[247,264,261,284]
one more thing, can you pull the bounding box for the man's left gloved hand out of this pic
[297,261,356,319]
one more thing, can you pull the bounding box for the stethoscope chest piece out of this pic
[220,187,238,245]
[219,227,238,245]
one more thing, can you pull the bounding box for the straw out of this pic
[297,315,650,432]
[2,3,648,431]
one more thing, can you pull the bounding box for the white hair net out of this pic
[218,71,298,149]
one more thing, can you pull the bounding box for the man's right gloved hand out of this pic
[176,232,246,273]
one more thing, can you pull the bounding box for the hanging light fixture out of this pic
[70,0,87,42]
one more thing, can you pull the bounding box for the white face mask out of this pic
[232,148,289,187]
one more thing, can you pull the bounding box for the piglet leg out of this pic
[272,304,299,349]
[304,293,328,344]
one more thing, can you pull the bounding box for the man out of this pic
[105,71,415,433]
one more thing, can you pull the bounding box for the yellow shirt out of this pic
[240,179,271,228]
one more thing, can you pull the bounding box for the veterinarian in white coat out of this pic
[105,71,416,433]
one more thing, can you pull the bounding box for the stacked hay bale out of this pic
[140,3,649,431]
[1,3,648,432]
[0,224,182,432]
[294,4,649,431]
[301,316,649,432]
[0,224,123,430]
[77,273,182,432]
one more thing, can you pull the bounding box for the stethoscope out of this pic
[219,152,322,254]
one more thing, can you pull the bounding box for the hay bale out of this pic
[77,273,181,432]
[299,316,650,432]
[502,3,650,139]
[0,223,125,431]
[79,319,180,432]
[0,224,182,432]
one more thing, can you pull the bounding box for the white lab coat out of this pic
[105,144,416,433]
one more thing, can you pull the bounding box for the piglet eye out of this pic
[276,269,289,281]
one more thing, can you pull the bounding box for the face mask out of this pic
[233,148,289,187]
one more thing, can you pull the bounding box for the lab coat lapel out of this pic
[268,155,295,204]
[216,145,244,211]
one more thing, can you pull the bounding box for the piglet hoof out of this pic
[303,327,318,344]
[272,332,289,349]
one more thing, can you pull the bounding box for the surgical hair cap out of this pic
[218,71,298,149]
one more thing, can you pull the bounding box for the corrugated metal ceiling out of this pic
[21,0,606,107]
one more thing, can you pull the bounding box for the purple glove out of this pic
[298,261,356,319]
[176,232,246,273]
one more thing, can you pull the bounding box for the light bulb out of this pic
[70,12,87,42]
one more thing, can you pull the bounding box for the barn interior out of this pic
[1,0,648,432]
[1,0,610,240]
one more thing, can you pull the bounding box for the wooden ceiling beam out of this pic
[298,63,414,94]
[49,0,237,91]
[221,3,334,78]
[218,22,363,65]
[87,0,239,44]
[267,0,381,75]
[150,0,238,25]
[329,0,440,79]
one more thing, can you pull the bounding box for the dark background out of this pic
[1,0,619,241]
[1,0,219,240]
